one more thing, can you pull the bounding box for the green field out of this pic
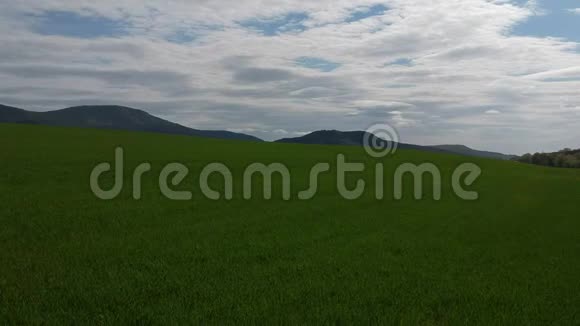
[1,123,579,325]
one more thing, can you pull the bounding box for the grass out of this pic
[1,123,579,325]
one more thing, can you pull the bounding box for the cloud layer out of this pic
[0,0,579,153]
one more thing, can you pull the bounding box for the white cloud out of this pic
[522,67,580,82]
[273,129,289,135]
[0,0,579,153]
[568,8,580,15]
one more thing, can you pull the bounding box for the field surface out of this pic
[1,124,579,325]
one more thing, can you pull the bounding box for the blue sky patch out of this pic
[31,11,128,38]
[240,12,308,36]
[295,57,341,72]
[541,76,580,82]
[510,0,580,42]
[166,30,199,43]
[387,58,414,66]
[165,24,224,44]
[346,4,389,23]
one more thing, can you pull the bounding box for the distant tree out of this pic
[532,153,552,166]
[571,156,580,168]
[554,154,566,168]
[531,153,541,165]
[517,148,580,168]
[519,153,532,164]
[562,156,578,168]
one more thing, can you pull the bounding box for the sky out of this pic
[0,0,579,154]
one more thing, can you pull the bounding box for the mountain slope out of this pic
[432,145,514,160]
[0,104,261,142]
[0,104,41,123]
[276,130,452,155]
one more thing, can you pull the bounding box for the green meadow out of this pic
[1,123,579,325]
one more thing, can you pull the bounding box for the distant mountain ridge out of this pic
[1,104,515,159]
[0,104,262,142]
[276,130,513,160]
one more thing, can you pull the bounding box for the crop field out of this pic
[1,124,579,324]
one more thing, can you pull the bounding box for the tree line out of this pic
[515,148,580,168]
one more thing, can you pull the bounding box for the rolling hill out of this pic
[0,104,262,142]
[1,123,579,324]
[276,130,513,159]
[276,130,451,153]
